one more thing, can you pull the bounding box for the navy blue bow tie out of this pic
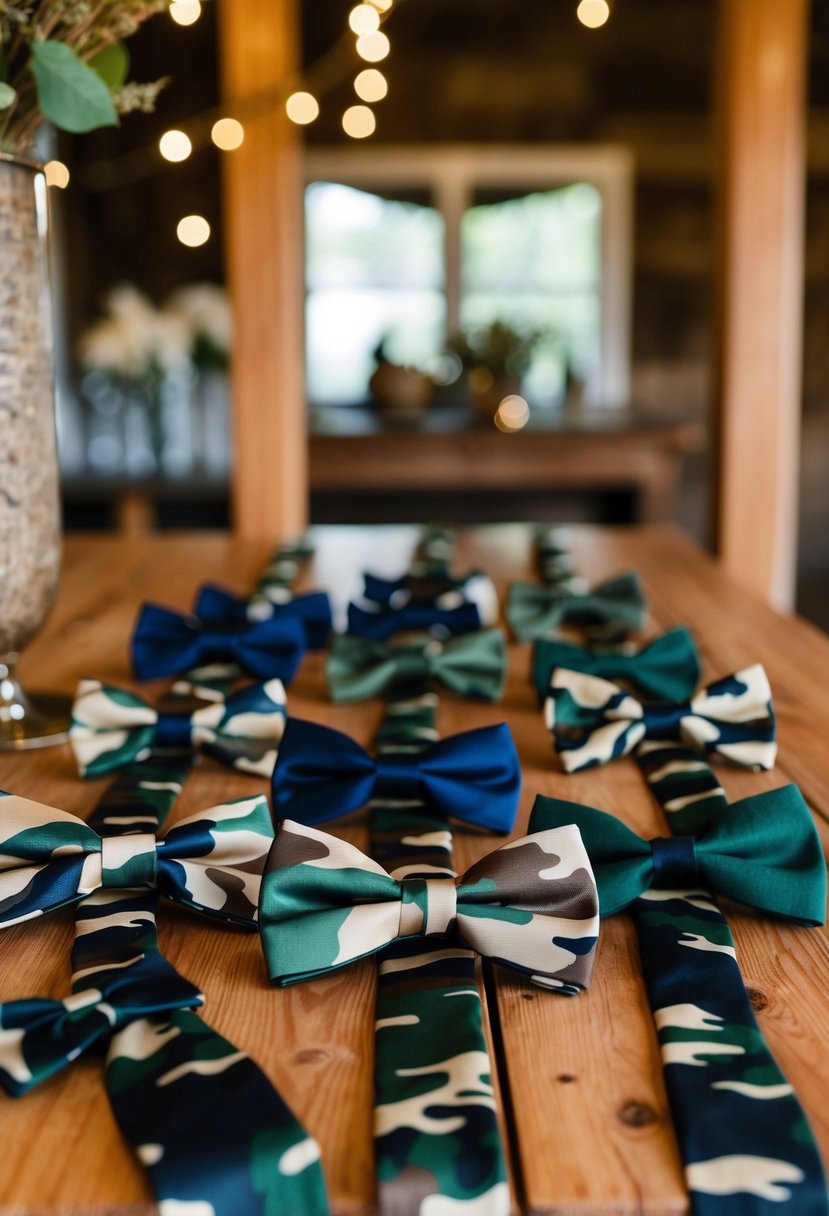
[193,584,332,650]
[131,602,306,683]
[347,599,483,641]
[272,717,521,833]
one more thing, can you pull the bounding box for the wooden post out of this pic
[218,0,307,539]
[713,0,809,609]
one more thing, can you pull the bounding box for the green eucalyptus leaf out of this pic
[89,42,129,92]
[30,40,118,134]
[0,82,15,111]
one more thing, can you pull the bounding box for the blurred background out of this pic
[46,0,829,626]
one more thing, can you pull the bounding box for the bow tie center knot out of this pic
[649,835,699,890]
[155,710,194,750]
[398,877,458,938]
[375,751,423,798]
[101,833,158,887]
[641,702,686,740]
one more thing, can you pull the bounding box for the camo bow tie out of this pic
[131,602,306,683]
[259,818,600,992]
[193,584,332,650]
[362,569,498,621]
[0,944,203,1094]
[530,787,826,924]
[326,629,507,703]
[546,664,776,773]
[0,791,273,929]
[507,571,648,642]
[532,627,702,705]
[348,598,484,641]
[70,678,286,778]
[272,718,521,834]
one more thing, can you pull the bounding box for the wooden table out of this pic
[310,409,705,525]
[1,524,827,1215]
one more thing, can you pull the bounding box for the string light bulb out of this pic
[211,117,245,150]
[354,68,388,102]
[159,129,192,162]
[369,0,393,9]
[44,160,70,189]
[286,91,320,125]
[349,4,380,35]
[169,0,201,26]
[576,0,610,28]
[342,104,376,138]
[177,214,210,247]
[356,31,390,62]
[494,395,530,432]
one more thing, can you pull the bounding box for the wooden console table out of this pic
[0,524,825,1213]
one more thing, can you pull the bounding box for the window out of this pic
[304,145,633,410]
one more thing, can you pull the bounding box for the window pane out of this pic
[306,182,445,403]
[461,184,602,405]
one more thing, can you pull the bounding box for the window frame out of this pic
[303,143,634,407]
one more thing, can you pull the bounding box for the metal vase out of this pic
[0,153,70,747]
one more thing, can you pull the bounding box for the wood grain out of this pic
[0,525,826,1215]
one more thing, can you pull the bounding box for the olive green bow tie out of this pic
[326,629,507,703]
[507,571,648,642]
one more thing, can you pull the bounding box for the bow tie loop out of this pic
[528,788,826,925]
[398,876,458,938]
[259,819,600,992]
[131,602,306,683]
[0,792,274,930]
[546,664,776,773]
[272,717,521,834]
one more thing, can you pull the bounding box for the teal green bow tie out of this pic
[532,627,701,705]
[529,786,826,925]
[507,571,648,642]
[326,629,507,703]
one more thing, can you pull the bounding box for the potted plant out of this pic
[447,320,544,420]
[0,2,167,746]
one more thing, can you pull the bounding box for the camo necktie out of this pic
[540,657,828,1215]
[0,757,329,1216]
[372,690,515,1214]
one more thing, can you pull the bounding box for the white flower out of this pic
[79,284,191,376]
[166,282,233,355]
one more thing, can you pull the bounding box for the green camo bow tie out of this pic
[507,571,647,642]
[326,628,507,703]
[529,786,826,925]
[259,818,600,993]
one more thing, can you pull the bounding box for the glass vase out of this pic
[0,153,71,747]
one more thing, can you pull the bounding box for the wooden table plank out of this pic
[0,525,826,1216]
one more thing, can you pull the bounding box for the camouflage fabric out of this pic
[261,814,598,988]
[0,757,329,1216]
[545,664,777,774]
[0,787,274,928]
[370,692,508,1215]
[70,676,287,778]
[533,524,574,585]
[532,635,828,1216]
[506,570,648,642]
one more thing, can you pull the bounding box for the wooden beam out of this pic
[713,0,809,609]
[218,0,307,540]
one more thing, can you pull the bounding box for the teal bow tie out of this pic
[259,818,600,993]
[532,627,701,704]
[326,629,507,703]
[529,787,826,925]
[546,664,776,773]
[507,571,647,642]
[69,679,287,778]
